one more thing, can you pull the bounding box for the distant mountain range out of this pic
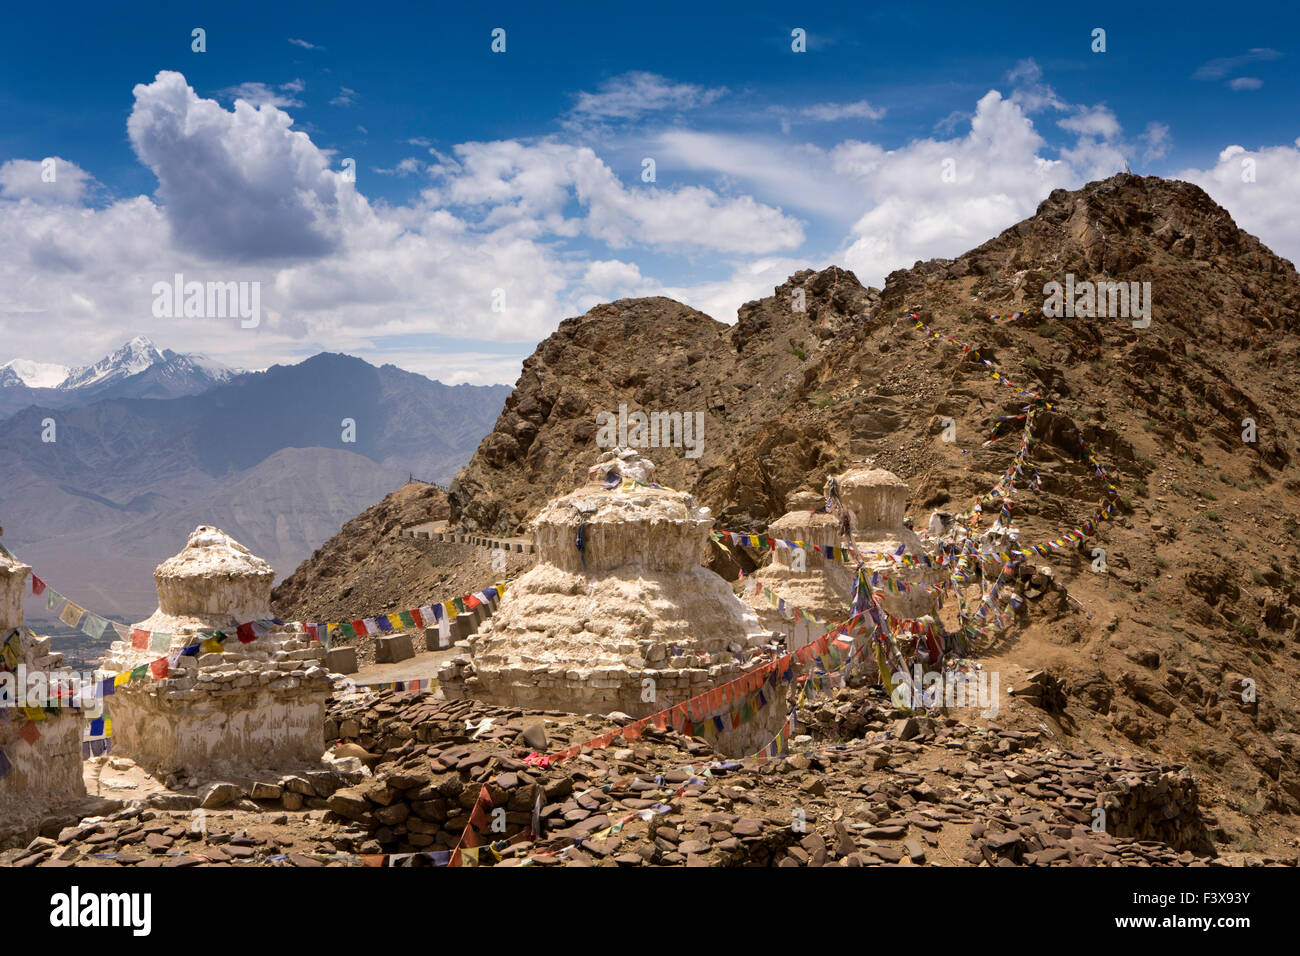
[0,336,239,418]
[0,342,510,629]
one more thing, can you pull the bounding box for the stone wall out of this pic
[105,632,330,778]
[1097,767,1213,854]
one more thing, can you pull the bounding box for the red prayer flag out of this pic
[463,593,482,610]
[410,609,424,628]
[131,629,149,650]
[150,658,169,680]
[236,623,256,644]
[468,788,492,832]
[30,575,46,596]
[19,721,40,745]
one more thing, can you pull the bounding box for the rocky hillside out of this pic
[281,174,1300,854]
[270,481,535,624]
[270,482,450,620]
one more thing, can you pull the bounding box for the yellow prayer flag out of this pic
[59,601,85,628]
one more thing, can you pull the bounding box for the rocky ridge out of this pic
[274,173,1300,858]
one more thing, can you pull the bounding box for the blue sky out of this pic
[0,1,1296,384]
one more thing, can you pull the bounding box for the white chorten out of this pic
[441,452,784,756]
[99,527,331,778]
[0,545,87,848]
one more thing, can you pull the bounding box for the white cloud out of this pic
[802,100,886,123]
[770,99,886,133]
[581,259,648,294]
[216,80,306,109]
[375,157,425,176]
[331,87,358,107]
[1193,48,1281,80]
[128,71,361,261]
[832,91,1085,284]
[1005,58,1067,114]
[1229,77,1263,91]
[656,130,848,218]
[6,66,1300,389]
[662,256,819,323]
[1141,122,1171,161]
[1180,140,1300,268]
[429,138,805,254]
[566,72,726,126]
[1058,105,1121,140]
[288,38,322,50]
[0,72,812,382]
[0,157,95,204]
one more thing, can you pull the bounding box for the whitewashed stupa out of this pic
[743,467,945,655]
[440,451,784,756]
[0,544,87,848]
[99,527,331,778]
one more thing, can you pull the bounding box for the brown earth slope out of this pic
[270,481,535,625]
[276,173,1300,855]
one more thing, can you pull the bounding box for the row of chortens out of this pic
[2,447,946,845]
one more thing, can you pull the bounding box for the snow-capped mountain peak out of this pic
[1,338,238,404]
[0,358,71,389]
[60,337,167,391]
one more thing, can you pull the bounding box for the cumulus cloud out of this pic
[1058,105,1121,140]
[128,71,360,261]
[831,91,1085,283]
[0,157,95,204]
[581,259,647,294]
[375,156,425,176]
[1181,140,1300,267]
[428,139,805,254]
[5,65,1300,387]
[662,256,819,323]
[1005,58,1066,114]
[0,71,812,379]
